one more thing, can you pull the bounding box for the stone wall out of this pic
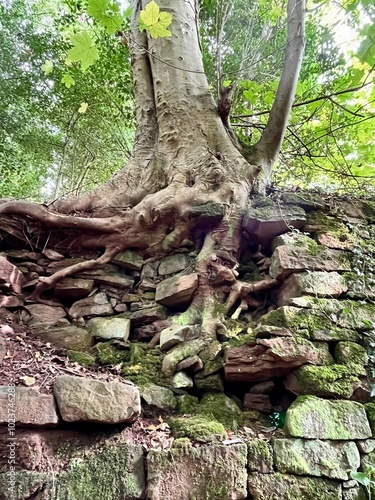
[1,193,375,499]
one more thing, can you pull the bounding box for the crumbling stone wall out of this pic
[1,193,375,499]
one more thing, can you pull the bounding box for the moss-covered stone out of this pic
[248,472,342,500]
[273,438,360,480]
[285,364,362,399]
[147,444,247,500]
[168,415,226,440]
[141,385,177,410]
[195,374,224,392]
[198,393,243,430]
[176,394,199,414]
[262,299,375,339]
[248,439,273,473]
[95,341,130,365]
[285,396,372,440]
[122,343,167,388]
[0,444,145,500]
[365,402,375,436]
[335,342,368,366]
[67,350,96,367]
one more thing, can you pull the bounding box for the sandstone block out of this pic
[0,386,58,427]
[155,273,198,308]
[273,438,360,480]
[147,444,247,500]
[53,375,140,423]
[285,396,371,440]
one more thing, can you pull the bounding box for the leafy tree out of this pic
[0,0,374,362]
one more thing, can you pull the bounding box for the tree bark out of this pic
[0,0,306,359]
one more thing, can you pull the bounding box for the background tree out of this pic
[0,0,374,365]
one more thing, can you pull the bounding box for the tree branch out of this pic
[254,0,306,181]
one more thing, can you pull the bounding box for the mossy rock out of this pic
[168,415,226,440]
[285,364,362,399]
[95,341,130,365]
[335,342,368,366]
[365,402,375,436]
[67,350,96,367]
[147,444,247,499]
[195,374,224,392]
[248,472,342,500]
[248,439,273,473]
[176,394,199,414]
[198,393,243,430]
[0,444,145,500]
[285,396,372,440]
[122,342,167,388]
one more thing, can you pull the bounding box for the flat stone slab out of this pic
[147,444,247,500]
[0,386,58,427]
[141,385,177,410]
[270,245,351,280]
[160,324,200,351]
[273,438,360,480]
[54,278,94,300]
[87,316,131,341]
[0,255,24,293]
[276,271,348,306]
[285,396,371,440]
[155,273,198,308]
[53,375,140,424]
[32,325,94,351]
[158,254,187,275]
[22,304,66,326]
[225,337,332,383]
[248,473,342,500]
[68,292,113,319]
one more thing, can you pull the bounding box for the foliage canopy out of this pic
[0,0,374,200]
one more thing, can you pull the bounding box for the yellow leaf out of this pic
[139,0,160,26]
[19,376,36,386]
[78,102,89,113]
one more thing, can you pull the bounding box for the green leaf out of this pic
[139,0,172,38]
[67,32,99,71]
[41,60,54,75]
[86,0,109,20]
[100,13,123,34]
[350,471,370,487]
[61,74,75,88]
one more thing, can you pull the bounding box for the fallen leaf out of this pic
[19,376,36,386]
[0,324,14,335]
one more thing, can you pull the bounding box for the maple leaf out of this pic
[67,32,99,71]
[139,1,172,39]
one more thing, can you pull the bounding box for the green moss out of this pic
[57,444,144,500]
[177,394,199,414]
[247,439,273,472]
[172,437,192,449]
[334,341,368,366]
[195,374,224,392]
[365,402,375,435]
[198,393,243,430]
[168,415,226,440]
[292,364,361,398]
[0,444,145,500]
[122,342,166,388]
[95,341,130,365]
[67,350,96,367]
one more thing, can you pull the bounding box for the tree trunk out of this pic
[0,0,305,366]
